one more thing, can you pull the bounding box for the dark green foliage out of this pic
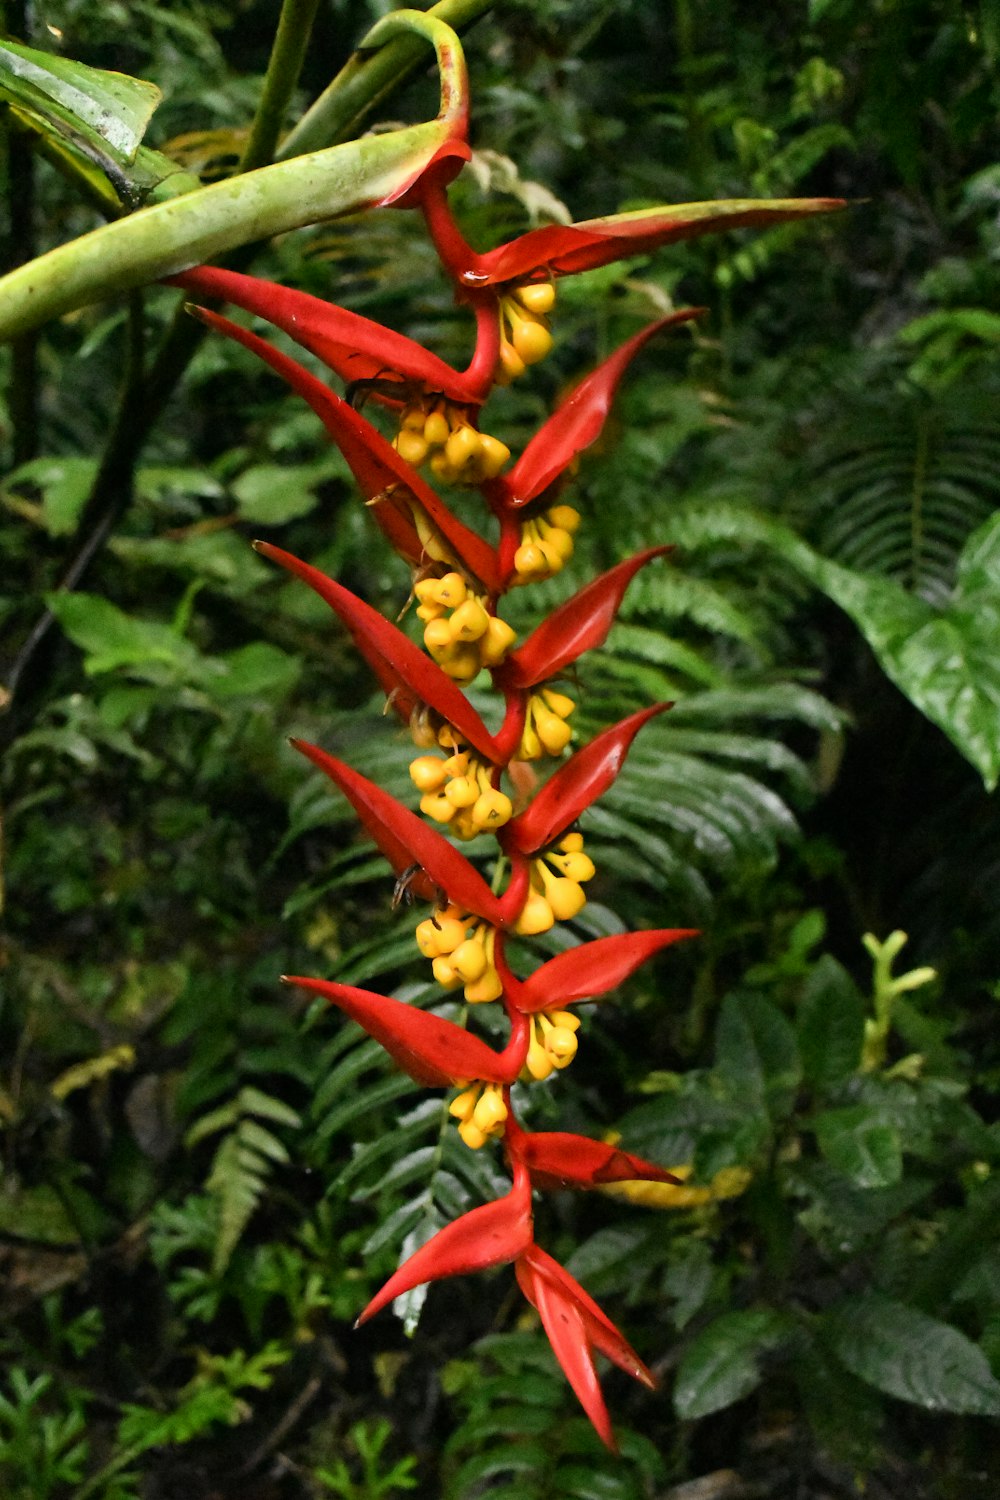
[2,0,999,1497]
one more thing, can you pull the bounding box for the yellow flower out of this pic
[600,1162,752,1209]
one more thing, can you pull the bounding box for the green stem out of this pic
[0,122,449,343]
[2,0,38,463]
[280,0,490,160]
[240,0,323,173]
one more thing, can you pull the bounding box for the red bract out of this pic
[505,703,670,855]
[515,1243,656,1452]
[497,546,672,691]
[516,929,699,1013]
[357,1160,533,1324]
[498,311,705,511]
[189,309,502,590]
[292,739,505,923]
[255,543,500,763]
[284,977,529,1088]
[426,189,845,287]
[170,266,474,402]
[506,1122,681,1191]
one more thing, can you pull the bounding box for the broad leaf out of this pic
[813,1104,902,1188]
[715,993,801,1122]
[797,956,866,1092]
[0,39,160,164]
[669,503,1000,791]
[825,1295,1000,1415]
[674,1309,790,1419]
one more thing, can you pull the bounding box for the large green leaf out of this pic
[674,1309,791,1418]
[826,1295,1000,1415]
[0,38,160,163]
[797,956,865,1093]
[670,504,1000,790]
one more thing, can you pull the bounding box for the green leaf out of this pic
[672,503,1000,790]
[797,955,865,1091]
[0,1180,81,1245]
[5,455,98,536]
[826,1295,1000,1415]
[715,993,801,1121]
[813,1104,903,1188]
[0,38,160,164]
[674,1309,790,1419]
[204,642,302,701]
[231,463,323,524]
[46,592,198,676]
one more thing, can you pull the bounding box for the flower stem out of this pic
[240,0,324,174]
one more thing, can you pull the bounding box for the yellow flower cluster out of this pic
[514,833,596,934]
[449,1081,508,1149]
[600,1164,753,1209]
[393,399,511,486]
[523,1008,581,1081]
[516,688,576,760]
[512,504,580,584]
[409,749,512,839]
[414,572,517,681]
[497,279,556,383]
[415,905,504,1003]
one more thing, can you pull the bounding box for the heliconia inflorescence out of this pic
[174,9,842,1450]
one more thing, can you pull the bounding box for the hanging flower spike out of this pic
[356,1158,532,1326]
[515,1242,656,1452]
[291,739,505,925]
[283,976,529,1088]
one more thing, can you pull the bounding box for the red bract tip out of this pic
[292,739,505,924]
[284,976,529,1089]
[505,1122,682,1192]
[187,309,500,591]
[357,1161,533,1324]
[169,267,474,403]
[515,928,699,1013]
[516,1243,657,1451]
[472,196,847,285]
[498,547,673,690]
[256,543,500,764]
[505,703,670,855]
[500,311,706,511]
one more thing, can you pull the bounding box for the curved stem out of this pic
[281,0,491,160]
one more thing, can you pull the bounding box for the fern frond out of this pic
[186,1086,301,1274]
